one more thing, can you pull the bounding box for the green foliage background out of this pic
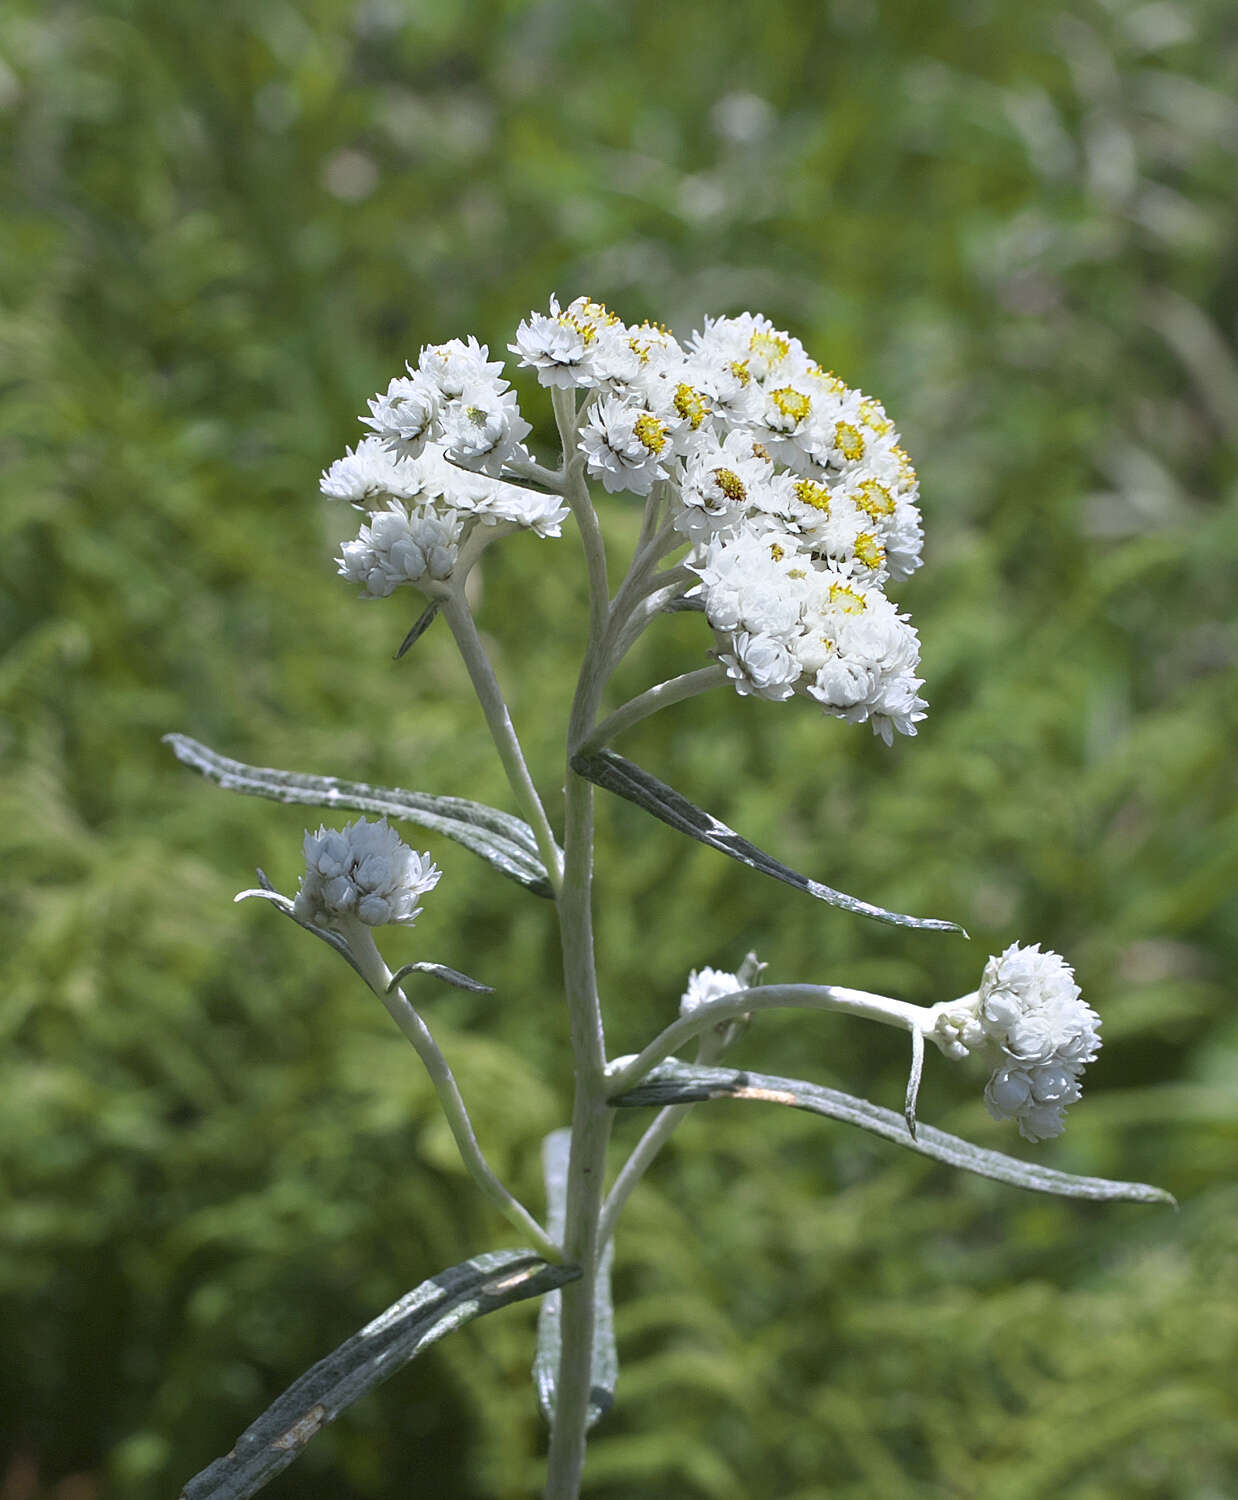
[2,0,1236,1495]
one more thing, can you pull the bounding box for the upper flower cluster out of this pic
[511,297,926,743]
[322,338,568,596]
[294,817,442,930]
[934,944,1102,1142]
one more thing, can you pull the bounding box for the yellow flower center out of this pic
[673,383,711,429]
[769,541,786,562]
[751,441,771,463]
[793,478,832,514]
[749,330,790,364]
[770,386,812,423]
[633,412,668,454]
[728,359,752,386]
[808,363,848,396]
[829,582,867,614]
[854,479,895,518]
[562,315,597,344]
[713,467,747,502]
[859,398,893,435]
[834,422,865,462]
[854,533,886,569]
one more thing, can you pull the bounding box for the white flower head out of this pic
[320,436,428,509]
[439,381,532,476]
[418,336,506,399]
[579,395,675,495]
[510,294,597,388]
[337,501,462,596]
[361,372,443,461]
[294,818,442,929]
[974,943,1101,1141]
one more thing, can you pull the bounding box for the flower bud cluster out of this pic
[293,817,442,930]
[935,944,1102,1142]
[510,297,926,742]
[321,339,568,596]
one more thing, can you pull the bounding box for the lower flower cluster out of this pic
[935,944,1102,1141]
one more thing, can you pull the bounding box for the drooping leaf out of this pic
[534,1128,618,1431]
[394,599,441,658]
[387,960,494,994]
[166,733,554,896]
[234,872,365,979]
[571,749,965,934]
[179,1249,578,1500]
[611,1060,1175,1206]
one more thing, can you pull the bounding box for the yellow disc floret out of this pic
[829,581,868,614]
[728,359,752,386]
[712,467,747,502]
[770,386,812,424]
[633,412,668,454]
[808,363,848,396]
[750,329,790,364]
[768,541,786,562]
[859,398,893,436]
[833,422,866,462]
[793,478,832,514]
[854,479,895,518]
[673,383,711,430]
[854,532,886,570]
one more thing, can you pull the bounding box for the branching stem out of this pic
[342,921,560,1261]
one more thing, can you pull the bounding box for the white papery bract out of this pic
[679,964,745,1015]
[935,944,1102,1142]
[337,502,463,596]
[320,437,429,509]
[361,372,443,461]
[294,818,442,930]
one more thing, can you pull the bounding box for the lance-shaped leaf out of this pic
[166,733,554,897]
[534,1128,618,1431]
[572,749,964,934]
[611,1060,1175,1206]
[179,1249,578,1500]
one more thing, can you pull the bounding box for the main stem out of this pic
[543,389,613,1500]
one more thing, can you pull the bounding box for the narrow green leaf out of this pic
[611,1060,1175,1206]
[178,1249,578,1500]
[165,733,553,896]
[571,749,965,934]
[534,1128,618,1430]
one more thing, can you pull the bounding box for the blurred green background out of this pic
[3,0,1236,1495]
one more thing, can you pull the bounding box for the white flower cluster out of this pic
[679,963,747,1015]
[511,297,927,743]
[935,944,1102,1142]
[322,338,568,596]
[293,817,442,930]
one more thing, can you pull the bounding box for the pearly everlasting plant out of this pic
[168,294,1170,1500]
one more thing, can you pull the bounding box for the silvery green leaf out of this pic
[234,872,365,980]
[611,1060,1175,1206]
[534,1129,618,1431]
[166,733,554,897]
[387,961,493,994]
[178,1249,577,1500]
[571,749,965,934]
